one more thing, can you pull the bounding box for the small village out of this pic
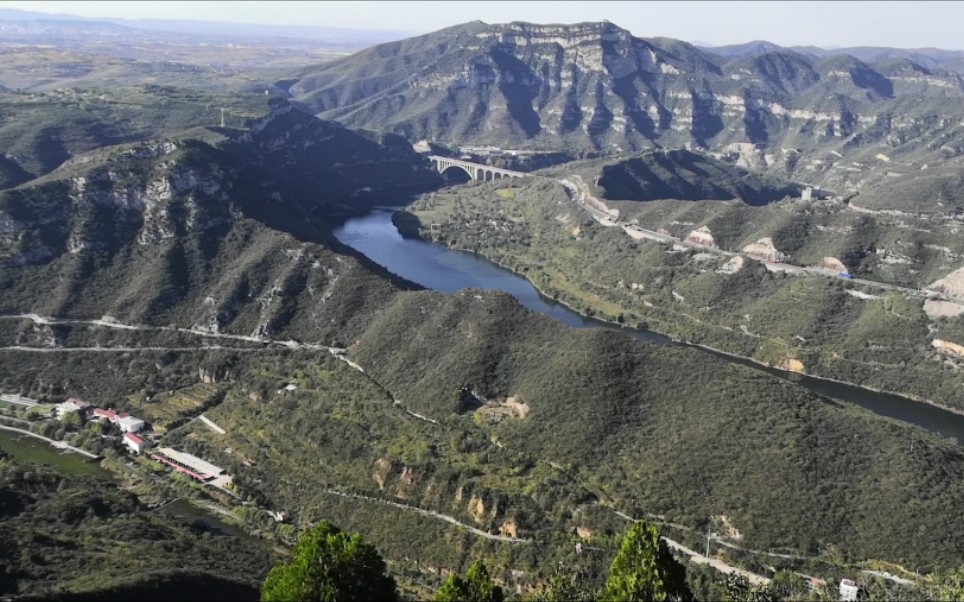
[2,393,235,490]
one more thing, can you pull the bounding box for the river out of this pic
[334,209,964,444]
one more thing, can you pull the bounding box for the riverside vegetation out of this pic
[5,15,964,601]
[403,172,964,411]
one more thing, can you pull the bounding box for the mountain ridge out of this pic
[279,20,964,191]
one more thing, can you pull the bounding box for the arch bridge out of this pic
[428,155,527,182]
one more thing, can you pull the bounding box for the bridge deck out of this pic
[428,155,527,179]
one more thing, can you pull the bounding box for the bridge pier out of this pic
[427,155,527,182]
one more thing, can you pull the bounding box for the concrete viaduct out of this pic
[428,155,528,181]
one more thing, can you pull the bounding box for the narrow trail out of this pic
[327,350,440,425]
[287,482,529,544]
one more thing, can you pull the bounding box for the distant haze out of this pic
[1,0,963,50]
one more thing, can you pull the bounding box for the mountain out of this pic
[0,454,272,599]
[0,100,439,328]
[554,149,804,205]
[278,21,964,190]
[699,40,787,59]
[7,75,964,591]
[701,39,964,75]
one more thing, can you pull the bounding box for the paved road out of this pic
[555,177,959,306]
[293,482,530,544]
[0,345,269,353]
[0,424,98,458]
[0,314,345,353]
[861,569,915,586]
[611,510,771,585]
[0,393,38,407]
[663,537,770,586]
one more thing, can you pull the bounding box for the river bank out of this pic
[335,209,964,444]
[457,242,964,436]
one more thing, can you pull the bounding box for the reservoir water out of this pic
[334,209,964,444]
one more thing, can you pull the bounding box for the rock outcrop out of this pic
[929,267,964,301]
[686,226,717,247]
[282,20,964,188]
[817,256,848,272]
[742,237,788,262]
[932,338,964,359]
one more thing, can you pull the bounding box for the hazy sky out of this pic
[2,1,962,49]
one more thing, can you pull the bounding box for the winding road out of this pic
[556,175,957,306]
[0,314,344,353]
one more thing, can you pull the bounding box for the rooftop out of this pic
[124,432,147,445]
[155,447,224,479]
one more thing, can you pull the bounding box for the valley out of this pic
[2,6,964,601]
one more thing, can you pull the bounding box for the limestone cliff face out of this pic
[285,20,964,185]
[0,106,441,336]
[0,139,240,269]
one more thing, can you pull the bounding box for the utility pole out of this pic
[705,527,711,558]
[220,108,226,128]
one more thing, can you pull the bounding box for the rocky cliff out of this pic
[0,103,437,335]
[282,21,964,188]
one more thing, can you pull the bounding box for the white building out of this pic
[56,398,89,418]
[839,579,861,602]
[116,415,145,433]
[154,447,224,480]
[123,433,150,454]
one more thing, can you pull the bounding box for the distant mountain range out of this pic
[701,39,964,74]
[0,8,413,51]
[274,20,964,190]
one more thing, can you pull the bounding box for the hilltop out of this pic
[279,20,964,190]
[546,149,805,205]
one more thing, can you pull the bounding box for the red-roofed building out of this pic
[123,433,150,454]
[90,408,118,422]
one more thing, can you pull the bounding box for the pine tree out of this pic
[260,521,397,602]
[600,521,692,602]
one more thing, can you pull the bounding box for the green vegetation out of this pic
[434,561,504,602]
[0,451,273,600]
[601,522,691,601]
[406,178,964,410]
[0,85,267,184]
[0,430,104,477]
[261,521,397,602]
[6,28,964,601]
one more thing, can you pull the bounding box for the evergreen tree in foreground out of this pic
[260,520,397,602]
[434,560,505,602]
[601,521,692,602]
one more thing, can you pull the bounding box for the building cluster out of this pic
[54,397,151,454]
[49,396,233,494]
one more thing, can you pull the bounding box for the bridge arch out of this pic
[427,155,527,182]
[438,163,474,182]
